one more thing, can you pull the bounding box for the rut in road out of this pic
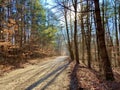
[25,61,70,90]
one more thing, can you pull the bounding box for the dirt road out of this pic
[0,56,71,90]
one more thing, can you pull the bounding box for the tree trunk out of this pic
[81,15,85,63]
[69,8,74,60]
[73,0,79,64]
[86,0,91,68]
[119,5,120,40]
[114,0,120,66]
[79,0,85,64]
[64,10,74,60]
[93,0,114,81]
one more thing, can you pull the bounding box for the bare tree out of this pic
[93,0,115,80]
[63,1,74,60]
[72,0,79,64]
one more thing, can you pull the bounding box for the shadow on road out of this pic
[26,62,70,90]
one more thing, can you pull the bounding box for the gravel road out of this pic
[0,56,71,90]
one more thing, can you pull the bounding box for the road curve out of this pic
[0,56,70,90]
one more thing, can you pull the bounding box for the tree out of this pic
[63,0,74,60]
[79,2,85,63]
[72,0,79,64]
[114,0,120,66]
[93,0,114,80]
[85,0,92,68]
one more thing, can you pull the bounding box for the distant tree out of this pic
[62,0,74,60]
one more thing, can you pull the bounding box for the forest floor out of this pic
[70,61,120,90]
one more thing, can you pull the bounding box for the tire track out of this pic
[14,60,66,90]
[0,60,56,84]
[0,56,69,90]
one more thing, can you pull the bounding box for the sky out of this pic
[43,0,56,9]
[42,0,65,25]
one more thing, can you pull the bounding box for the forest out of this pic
[0,0,120,90]
[0,0,58,65]
[54,0,120,81]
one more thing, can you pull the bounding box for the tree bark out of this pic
[73,0,79,64]
[64,9,74,60]
[114,0,120,66]
[93,0,114,81]
[86,0,91,68]
[81,15,85,63]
